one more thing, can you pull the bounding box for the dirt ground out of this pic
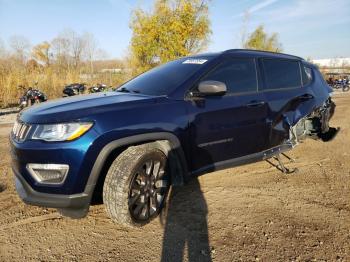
[0,93,349,262]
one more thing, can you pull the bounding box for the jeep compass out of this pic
[10,49,337,227]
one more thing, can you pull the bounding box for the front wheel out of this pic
[103,143,170,227]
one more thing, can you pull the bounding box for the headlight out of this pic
[32,122,93,142]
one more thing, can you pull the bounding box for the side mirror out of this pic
[197,80,227,96]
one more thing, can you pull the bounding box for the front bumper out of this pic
[14,169,93,218]
[14,169,89,209]
[9,126,102,218]
[9,128,98,195]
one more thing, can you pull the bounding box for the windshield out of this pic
[117,57,212,96]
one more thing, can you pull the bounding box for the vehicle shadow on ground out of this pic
[160,178,212,262]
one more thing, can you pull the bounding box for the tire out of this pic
[103,143,170,227]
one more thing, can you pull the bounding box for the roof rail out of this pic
[223,49,304,60]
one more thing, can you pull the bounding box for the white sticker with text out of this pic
[182,59,208,65]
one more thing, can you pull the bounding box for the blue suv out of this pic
[10,49,337,227]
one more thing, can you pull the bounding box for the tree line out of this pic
[0,0,282,107]
[0,30,129,107]
[1,30,109,71]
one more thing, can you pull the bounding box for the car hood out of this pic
[19,92,160,124]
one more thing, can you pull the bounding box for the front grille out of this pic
[12,121,31,142]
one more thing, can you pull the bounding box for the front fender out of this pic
[83,132,189,201]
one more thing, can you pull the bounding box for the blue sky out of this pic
[0,0,349,59]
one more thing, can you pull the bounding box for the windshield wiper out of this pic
[117,87,141,94]
[117,87,130,93]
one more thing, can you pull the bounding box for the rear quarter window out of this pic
[262,59,301,90]
[301,65,313,86]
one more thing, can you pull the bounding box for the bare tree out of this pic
[51,29,85,69]
[62,29,86,68]
[51,36,71,69]
[8,35,31,63]
[82,32,98,73]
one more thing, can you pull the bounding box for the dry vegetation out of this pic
[0,31,132,108]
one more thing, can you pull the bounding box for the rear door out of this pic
[187,57,270,172]
[260,58,314,147]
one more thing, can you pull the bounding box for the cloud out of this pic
[247,0,279,14]
[262,0,349,22]
[246,0,350,58]
[245,0,350,33]
[233,0,279,18]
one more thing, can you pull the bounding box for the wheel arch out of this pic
[86,132,188,205]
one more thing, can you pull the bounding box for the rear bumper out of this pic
[14,168,90,209]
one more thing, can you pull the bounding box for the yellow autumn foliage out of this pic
[130,0,211,73]
[244,25,283,52]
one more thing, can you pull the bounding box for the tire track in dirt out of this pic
[0,213,62,231]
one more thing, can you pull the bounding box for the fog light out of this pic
[26,164,69,185]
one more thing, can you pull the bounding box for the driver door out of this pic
[186,57,270,172]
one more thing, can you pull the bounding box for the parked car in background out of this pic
[10,49,338,227]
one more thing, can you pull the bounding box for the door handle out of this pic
[246,100,266,107]
[297,94,314,101]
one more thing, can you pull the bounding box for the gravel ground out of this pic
[0,113,17,126]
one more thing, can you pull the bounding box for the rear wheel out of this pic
[103,143,170,227]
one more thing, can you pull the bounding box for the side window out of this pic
[262,59,301,90]
[301,65,313,86]
[201,58,257,94]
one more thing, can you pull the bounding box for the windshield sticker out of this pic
[182,59,208,65]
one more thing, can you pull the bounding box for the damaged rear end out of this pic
[290,97,339,144]
[268,61,339,150]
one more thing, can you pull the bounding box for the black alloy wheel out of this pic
[128,152,169,222]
